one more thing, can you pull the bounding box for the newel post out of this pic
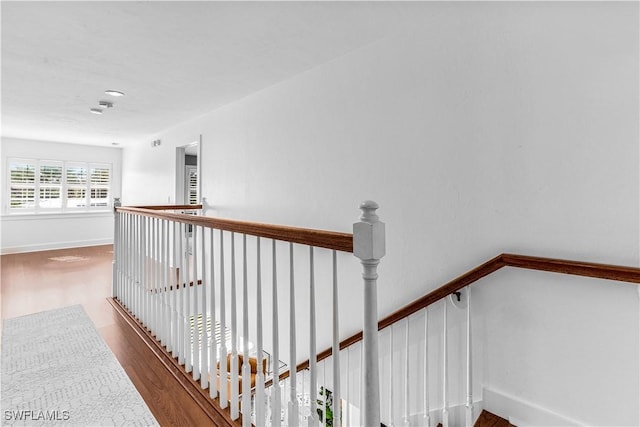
[112,197,121,298]
[354,200,385,427]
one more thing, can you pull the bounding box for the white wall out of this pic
[122,2,639,424]
[1,137,122,253]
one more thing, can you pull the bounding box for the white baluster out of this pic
[146,216,152,329]
[288,243,299,426]
[165,219,171,352]
[124,211,129,306]
[193,225,201,381]
[185,222,192,373]
[127,214,137,313]
[134,215,138,315]
[242,234,252,425]
[272,239,281,427]
[209,228,218,399]
[157,219,162,337]
[139,215,144,323]
[404,318,410,426]
[128,213,133,310]
[153,217,158,333]
[177,221,185,365]
[146,217,150,326]
[136,215,141,317]
[137,216,142,320]
[321,362,326,427]
[465,286,473,427]
[230,232,239,420]
[115,209,120,302]
[124,211,128,305]
[424,308,430,427]
[117,210,123,304]
[166,220,172,352]
[139,216,144,324]
[127,213,132,310]
[119,211,124,305]
[353,200,385,427]
[112,201,120,298]
[331,250,341,427]
[345,347,350,426]
[139,216,145,325]
[201,226,209,389]
[112,208,118,299]
[157,218,162,338]
[128,214,133,311]
[143,216,148,327]
[308,246,318,427]
[151,217,156,336]
[164,220,170,347]
[219,230,229,409]
[155,218,160,339]
[255,237,265,425]
[121,212,133,309]
[172,221,179,359]
[389,327,395,427]
[120,210,125,301]
[130,213,134,308]
[359,341,364,426]
[154,218,160,339]
[301,369,305,424]
[157,218,162,343]
[442,298,449,427]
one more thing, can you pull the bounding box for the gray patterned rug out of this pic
[1,305,158,426]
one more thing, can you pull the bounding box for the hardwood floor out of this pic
[1,245,117,328]
[1,245,217,426]
[474,410,515,427]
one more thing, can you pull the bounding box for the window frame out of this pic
[8,158,37,211]
[38,160,64,211]
[6,157,112,214]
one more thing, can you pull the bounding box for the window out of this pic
[6,158,112,213]
[65,164,87,209]
[90,165,110,207]
[9,161,36,209]
[186,166,198,205]
[39,162,63,209]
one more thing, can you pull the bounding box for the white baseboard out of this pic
[1,238,113,255]
[483,386,586,426]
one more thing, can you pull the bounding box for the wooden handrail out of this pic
[129,204,203,210]
[501,253,640,284]
[268,252,640,386]
[116,205,353,253]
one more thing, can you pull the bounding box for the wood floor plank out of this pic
[474,410,515,427]
[1,245,219,426]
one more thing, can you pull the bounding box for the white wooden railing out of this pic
[112,200,385,426]
[263,288,473,427]
[113,199,640,426]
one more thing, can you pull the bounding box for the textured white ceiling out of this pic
[1,1,415,147]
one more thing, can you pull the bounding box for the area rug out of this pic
[1,305,158,426]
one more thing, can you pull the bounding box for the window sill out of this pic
[1,211,113,221]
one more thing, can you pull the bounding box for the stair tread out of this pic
[474,410,515,427]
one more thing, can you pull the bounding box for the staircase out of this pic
[111,201,640,426]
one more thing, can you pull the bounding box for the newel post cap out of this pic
[353,200,385,260]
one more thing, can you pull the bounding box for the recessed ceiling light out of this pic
[90,108,103,114]
[105,90,125,97]
[99,101,113,108]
